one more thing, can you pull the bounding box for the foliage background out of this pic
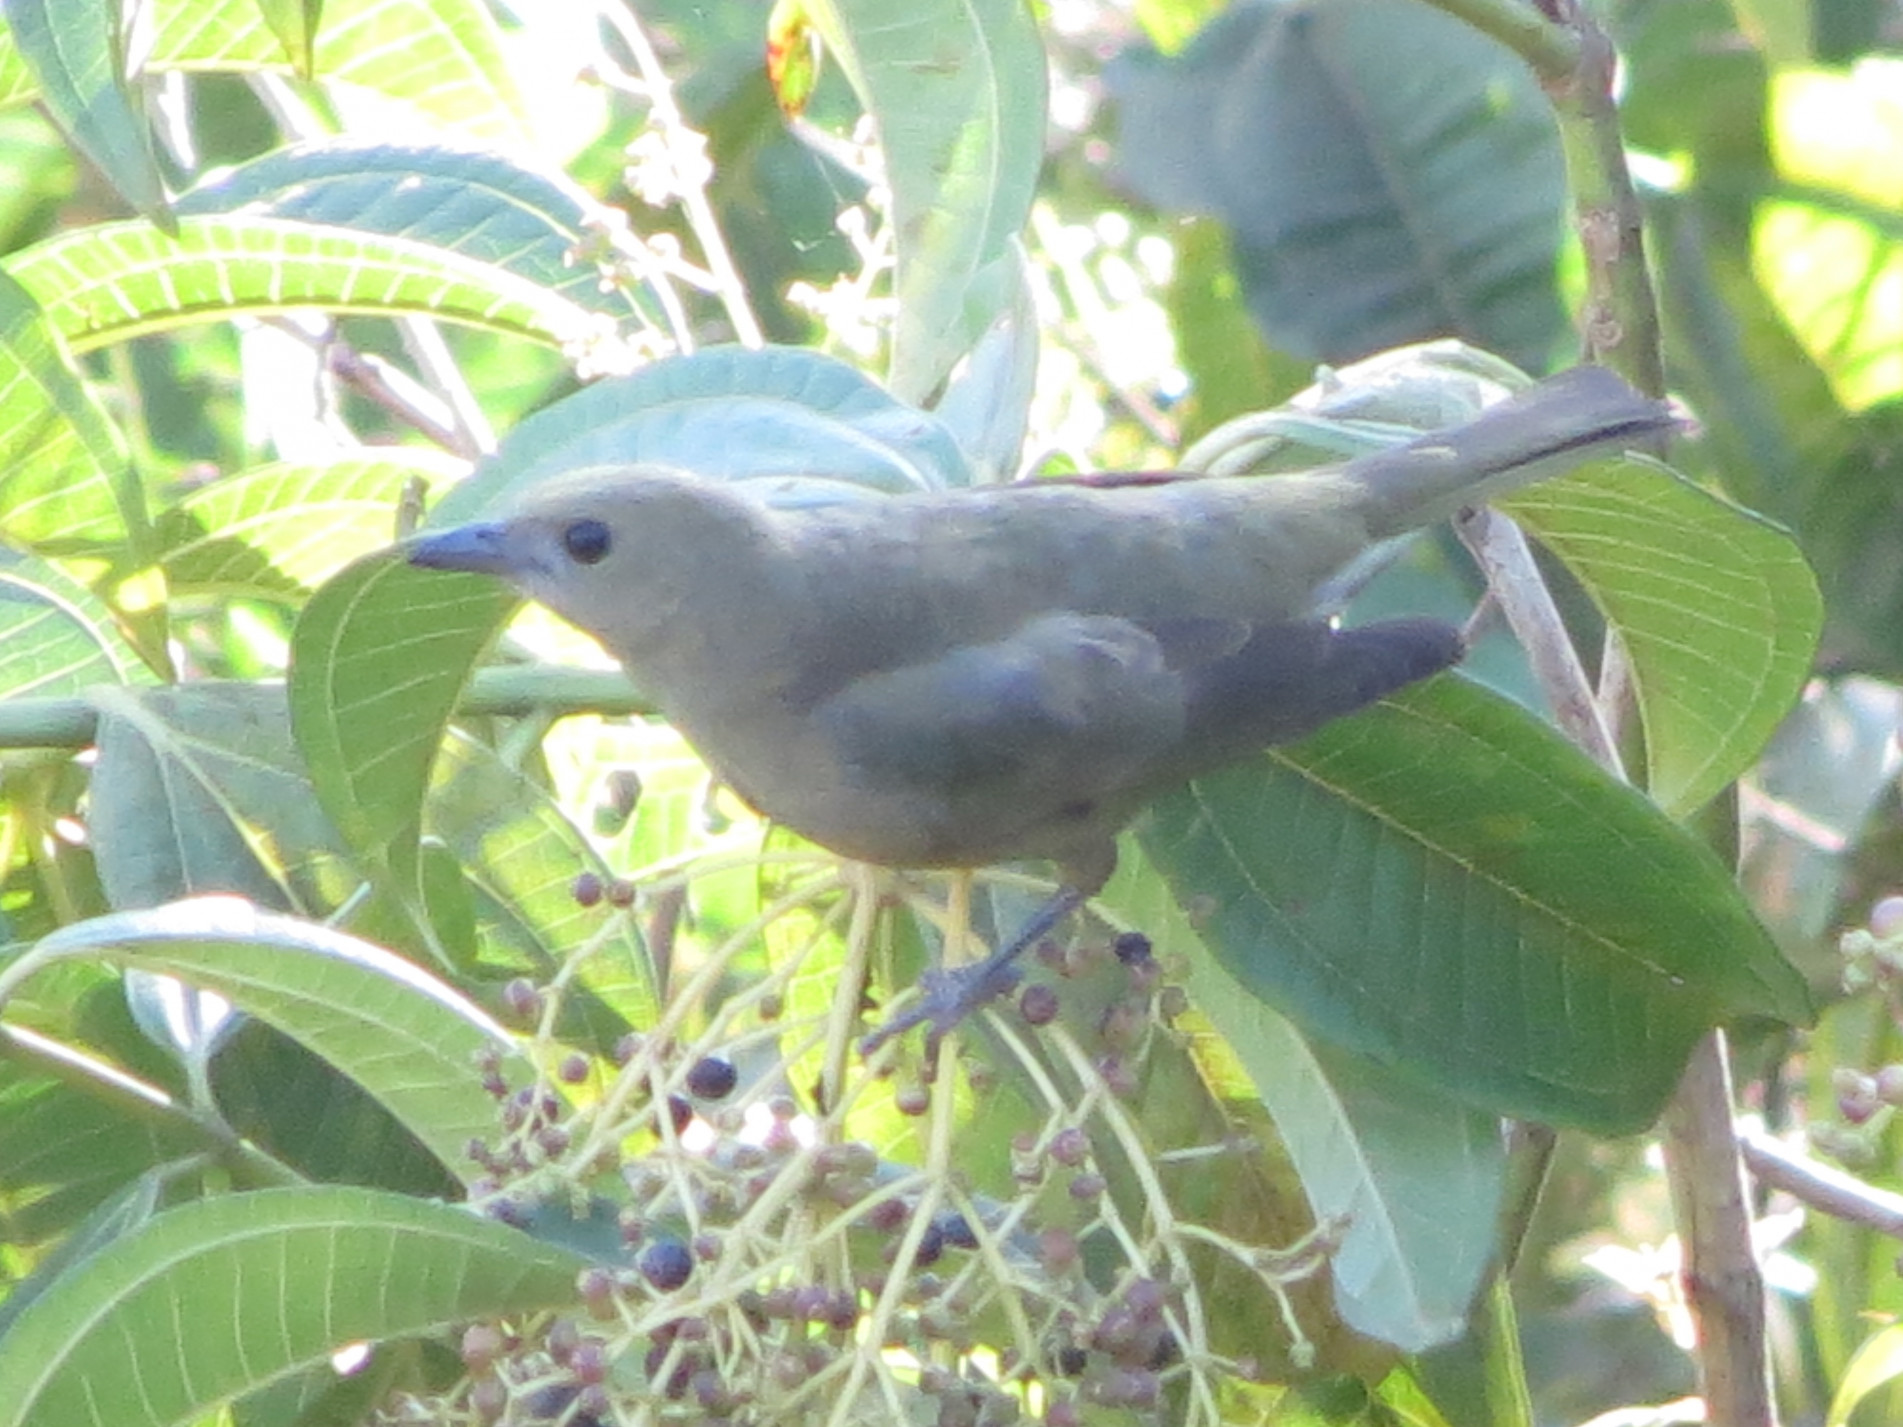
[0,0,1896,1424]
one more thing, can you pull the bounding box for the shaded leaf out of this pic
[0,267,131,549]
[1102,847,1501,1355]
[428,732,660,1036]
[1113,0,1566,372]
[254,0,324,77]
[87,683,356,914]
[0,551,152,698]
[4,0,170,229]
[0,1186,584,1427]
[1139,674,1810,1134]
[289,550,513,875]
[928,244,1039,483]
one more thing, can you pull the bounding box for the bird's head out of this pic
[406,464,775,667]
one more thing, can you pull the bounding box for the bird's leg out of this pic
[858,882,1089,1059]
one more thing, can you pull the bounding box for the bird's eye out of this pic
[562,519,611,565]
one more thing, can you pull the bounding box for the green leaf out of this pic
[2,215,602,355]
[1727,0,1811,66]
[1101,846,1501,1356]
[428,732,659,1035]
[0,0,531,147]
[0,551,152,698]
[1139,674,1811,1135]
[1165,217,1309,441]
[86,683,357,915]
[1829,1323,1903,1427]
[30,899,529,1175]
[1113,0,1566,371]
[177,139,651,322]
[157,452,464,600]
[254,0,324,77]
[1505,457,1822,817]
[805,0,1048,402]
[0,267,131,549]
[429,344,973,526]
[289,550,513,875]
[928,244,1039,483]
[0,1185,585,1427]
[1256,1025,1504,1351]
[0,1070,194,1273]
[3,0,171,230]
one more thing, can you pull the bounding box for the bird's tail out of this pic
[1345,366,1678,541]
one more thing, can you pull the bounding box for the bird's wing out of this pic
[812,612,1191,800]
[1165,615,1467,774]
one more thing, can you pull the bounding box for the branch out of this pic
[1422,0,1771,1418]
[1740,1128,1903,1239]
[0,667,654,750]
[1660,1037,1775,1426]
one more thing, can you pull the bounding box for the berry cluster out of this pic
[372,869,1332,1425]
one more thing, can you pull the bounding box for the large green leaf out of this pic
[29,899,529,1175]
[805,0,1048,402]
[157,451,465,600]
[0,1186,584,1427]
[1101,847,1505,1354]
[289,550,513,874]
[1112,0,1566,371]
[428,344,973,526]
[1505,458,1822,817]
[177,140,651,322]
[2,215,601,355]
[1138,674,1811,1135]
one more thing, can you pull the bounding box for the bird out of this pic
[407,364,1675,1049]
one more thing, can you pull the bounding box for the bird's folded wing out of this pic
[812,612,1191,798]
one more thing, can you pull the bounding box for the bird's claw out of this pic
[858,955,1026,1062]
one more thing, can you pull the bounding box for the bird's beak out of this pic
[407,522,519,576]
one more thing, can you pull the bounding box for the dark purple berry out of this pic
[686,1055,737,1100]
[640,1236,694,1290]
[1020,983,1059,1025]
[935,1211,978,1250]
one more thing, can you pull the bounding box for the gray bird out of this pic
[408,365,1674,1046]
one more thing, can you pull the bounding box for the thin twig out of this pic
[1739,1129,1903,1239]
[1455,506,1624,775]
[594,1,764,348]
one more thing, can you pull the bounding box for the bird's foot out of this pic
[857,884,1089,1064]
[858,952,1026,1063]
